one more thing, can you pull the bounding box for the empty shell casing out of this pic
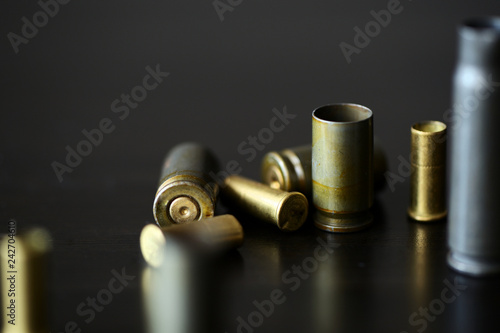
[141,214,244,267]
[261,138,387,196]
[448,18,500,276]
[153,143,220,227]
[312,103,374,233]
[408,121,447,221]
[142,222,240,333]
[222,175,308,231]
[1,227,51,333]
[261,145,312,195]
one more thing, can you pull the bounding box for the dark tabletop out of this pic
[1,1,499,332]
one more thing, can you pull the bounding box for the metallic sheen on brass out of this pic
[312,103,373,233]
[153,142,220,227]
[261,145,312,195]
[222,175,308,231]
[261,138,387,196]
[448,17,500,276]
[141,214,243,267]
[1,228,51,333]
[408,121,447,221]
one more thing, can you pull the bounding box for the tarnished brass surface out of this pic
[261,138,387,196]
[140,214,243,267]
[222,175,308,231]
[153,143,220,227]
[312,103,374,232]
[261,145,312,195]
[408,121,447,221]
[1,228,51,333]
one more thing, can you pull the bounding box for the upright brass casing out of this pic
[140,214,244,267]
[261,138,387,196]
[1,228,51,333]
[222,175,308,231]
[312,103,374,232]
[153,143,220,227]
[408,121,447,221]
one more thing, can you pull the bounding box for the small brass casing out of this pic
[261,138,387,196]
[1,228,51,333]
[261,145,312,195]
[222,175,308,232]
[140,214,244,267]
[153,142,220,227]
[408,121,447,221]
[312,103,374,233]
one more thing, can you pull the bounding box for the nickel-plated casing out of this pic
[312,103,374,232]
[222,175,308,231]
[408,121,447,221]
[153,143,220,227]
[448,17,500,276]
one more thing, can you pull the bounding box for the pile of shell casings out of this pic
[141,101,451,262]
[142,17,500,280]
[143,104,399,255]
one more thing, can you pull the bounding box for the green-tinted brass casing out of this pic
[312,103,374,233]
[153,143,220,227]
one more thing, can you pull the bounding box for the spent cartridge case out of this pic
[261,145,312,195]
[153,142,220,227]
[448,17,500,276]
[141,214,244,267]
[261,137,387,196]
[222,175,308,232]
[1,227,51,333]
[312,103,374,233]
[408,121,447,222]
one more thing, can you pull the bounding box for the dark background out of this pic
[1,0,499,332]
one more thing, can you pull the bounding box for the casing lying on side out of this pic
[261,138,387,196]
[153,142,220,227]
[140,214,244,268]
[222,175,308,232]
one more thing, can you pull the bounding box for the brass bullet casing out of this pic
[1,228,51,333]
[312,103,374,233]
[261,138,387,196]
[140,214,244,267]
[153,142,220,227]
[408,121,447,221]
[261,145,312,195]
[222,175,308,231]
